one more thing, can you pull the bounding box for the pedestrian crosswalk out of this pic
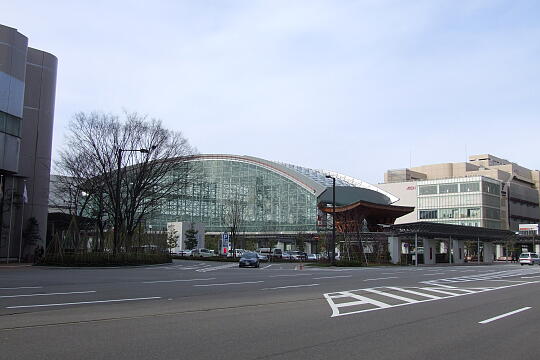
[324,268,540,318]
[152,262,239,272]
[196,263,238,272]
[421,268,540,286]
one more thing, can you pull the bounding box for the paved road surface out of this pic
[1,260,539,359]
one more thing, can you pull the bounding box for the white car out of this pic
[191,248,215,257]
[227,249,245,258]
[519,252,540,265]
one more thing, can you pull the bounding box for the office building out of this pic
[379,154,540,231]
[0,24,57,261]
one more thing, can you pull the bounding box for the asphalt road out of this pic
[1,260,540,360]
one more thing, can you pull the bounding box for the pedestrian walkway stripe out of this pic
[325,279,540,318]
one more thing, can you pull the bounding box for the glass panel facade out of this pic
[419,185,438,195]
[439,208,459,219]
[417,177,501,229]
[460,182,480,192]
[483,181,500,195]
[483,194,500,207]
[146,159,318,233]
[439,183,458,194]
[484,207,500,219]
[459,207,480,218]
[419,209,437,219]
[0,111,21,137]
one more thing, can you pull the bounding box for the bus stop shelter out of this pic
[387,222,515,265]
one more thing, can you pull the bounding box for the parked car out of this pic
[191,248,215,257]
[519,252,540,266]
[257,248,283,259]
[256,252,269,262]
[177,249,192,256]
[271,248,283,259]
[289,251,307,261]
[227,249,245,258]
[239,252,260,268]
[307,253,321,261]
[281,252,292,260]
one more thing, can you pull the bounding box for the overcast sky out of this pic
[4,0,540,184]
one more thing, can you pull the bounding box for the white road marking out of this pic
[194,281,264,287]
[0,290,96,299]
[424,273,445,276]
[142,278,216,284]
[261,264,273,269]
[364,277,398,281]
[521,275,540,279]
[269,274,313,278]
[423,288,467,296]
[6,296,161,309]
[336,291,391,309]
[262,284,320,290]
[313,275,352,280]
[386,287,441,300]
[325,280,540,318]
[0,286,43,290]
[363,289,419,303]
[196,263,238,272]
[479,307,531,324]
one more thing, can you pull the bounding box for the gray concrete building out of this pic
[0,24,57,261]
[380,154,540,231]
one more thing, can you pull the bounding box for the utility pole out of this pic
[325,175,336,266]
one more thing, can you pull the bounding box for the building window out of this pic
[439,183,458,194]
[419,209,438,219]
[0,111,22,137]
[460,182,480,193]
[484,207,500,219]
[459,207,480,218]
[439,208,459,218]
[419,185,437,195]
[483,181,500,195]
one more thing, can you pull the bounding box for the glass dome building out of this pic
[146,154,403,234]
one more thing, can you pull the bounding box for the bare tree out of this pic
[55,111,196,254]
[166,224,179,254]
[221,192,247,256]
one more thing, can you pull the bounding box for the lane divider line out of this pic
[262,284,319,291]
[194,281,264,287]
[269,274,313,278]
[0,286,43,290]
[364,277,398,281]
[6,296,162,309]
[0,291,96,299]
[143,278,216,284]
[479,307,532,324]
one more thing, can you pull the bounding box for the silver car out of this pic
[519,252,540,266]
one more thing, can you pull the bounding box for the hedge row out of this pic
[39,253,172,267]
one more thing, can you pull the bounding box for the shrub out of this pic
[38,252,172,267]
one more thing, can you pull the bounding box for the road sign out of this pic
[221,233,230,252]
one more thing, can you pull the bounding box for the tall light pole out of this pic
[114,147,150,254]
[325,175,336,266]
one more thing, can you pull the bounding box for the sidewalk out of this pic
[0,262,33,269]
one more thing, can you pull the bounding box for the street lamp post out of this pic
[325,175,336,266]
[114,147,150,254]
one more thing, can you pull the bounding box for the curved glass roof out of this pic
[187,155,398,203]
